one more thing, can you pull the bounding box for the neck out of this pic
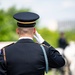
[19,36,33,40]
[19,34,33,39]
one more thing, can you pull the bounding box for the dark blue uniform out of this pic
[0,39,65,75]
[58,38,68,49]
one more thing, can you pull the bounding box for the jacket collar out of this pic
[19,37,33,40]
[17,39,34,43]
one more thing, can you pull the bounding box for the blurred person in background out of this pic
[58,32,68,50]
[56,32,69,75]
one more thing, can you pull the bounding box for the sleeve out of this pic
[43,41,65,68]
[48,46,65,68]
[0,49,7,75]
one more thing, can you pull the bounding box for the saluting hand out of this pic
[34,31,44,44]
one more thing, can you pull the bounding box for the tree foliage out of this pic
[0,7,30,41]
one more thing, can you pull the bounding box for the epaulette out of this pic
[1,43,14,64]
[35,42,51,48]
[41,44,51,48]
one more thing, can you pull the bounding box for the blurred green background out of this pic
[0,7,75,48]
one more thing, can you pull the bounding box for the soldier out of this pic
[53,32,69,75]
[0,12,65,75]
[58,32,68,50]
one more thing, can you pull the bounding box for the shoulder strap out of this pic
[1,43,14,64]
[2,48,6,63]
[40,44,49,73]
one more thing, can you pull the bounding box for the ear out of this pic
[16,28,19,34]
[33,28,36,34]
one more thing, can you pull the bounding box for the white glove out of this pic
[34,31,44,44]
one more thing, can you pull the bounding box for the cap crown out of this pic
[13,12,39,22]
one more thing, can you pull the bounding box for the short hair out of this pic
[18,27,34,35]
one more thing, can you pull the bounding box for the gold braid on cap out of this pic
[18,21,35,24]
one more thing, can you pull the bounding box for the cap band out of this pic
[17,22,36,27]
[18,21,35,24]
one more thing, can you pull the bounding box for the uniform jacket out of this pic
[0,39,65,75]
[58,38,68,49]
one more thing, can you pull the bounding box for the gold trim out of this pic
[18,21,35,24]
[2,48,6,62]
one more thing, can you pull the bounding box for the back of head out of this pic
[17,27,34,35]
[60,32,65,38]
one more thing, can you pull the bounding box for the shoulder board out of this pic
[36,43,51,48]
[41,44,51,48]
[0,43,14,54]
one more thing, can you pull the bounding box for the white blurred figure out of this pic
[52,48,65,75]
[64,41,75,75]
[56,48,64,55]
